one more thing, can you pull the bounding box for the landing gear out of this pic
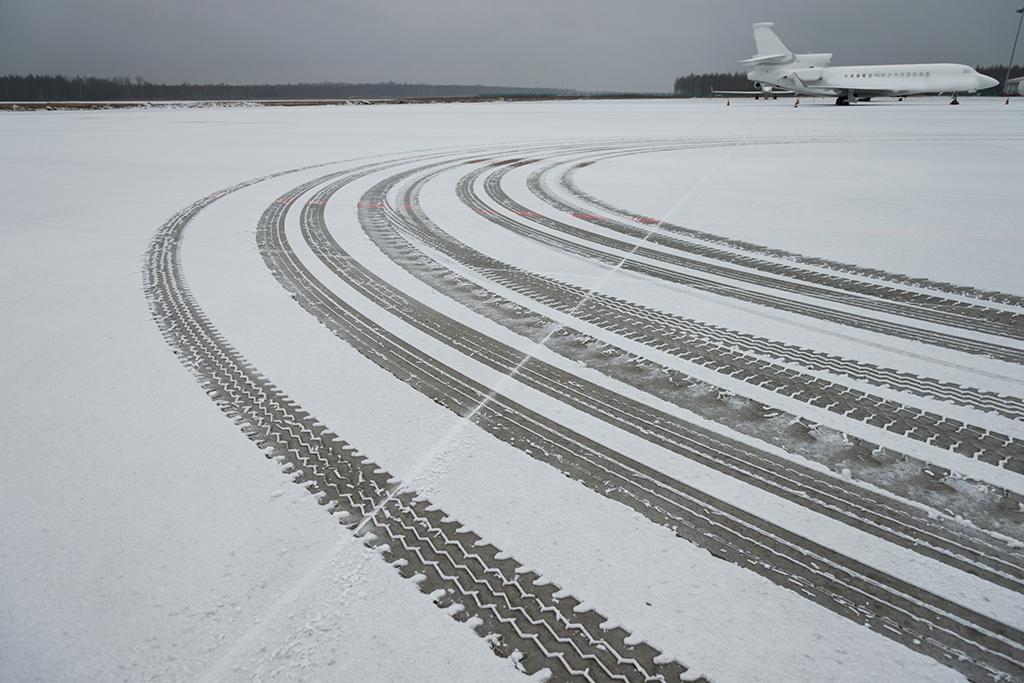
[950,93,960,105]
[835,90,856,106]
[898,97,904,102]
[857,97,873,102]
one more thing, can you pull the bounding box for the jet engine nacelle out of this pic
[796,52,833,68]
[792,67,824,83]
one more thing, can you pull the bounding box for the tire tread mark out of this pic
[519,154,1024,338]
[449,165,1024,468]
[144,167,698,683]
[258,162,1024,681]
[560,151,1024,310]
[467,162,1024,365]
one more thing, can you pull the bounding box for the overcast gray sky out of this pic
[1,1,1019,91]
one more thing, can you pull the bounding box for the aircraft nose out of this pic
[979,74,999,90]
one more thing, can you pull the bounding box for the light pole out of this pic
[1005,6,1024,95]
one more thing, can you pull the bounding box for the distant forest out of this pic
[673,65,1024,96]
[4,68,1022,102]
[0,75,567,101]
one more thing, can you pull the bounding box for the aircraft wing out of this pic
[817,86,914,98]
[711,89,795,97]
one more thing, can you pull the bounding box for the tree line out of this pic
[674,65,1024,97]
[4,69,1021,101]
[0,75,566,102]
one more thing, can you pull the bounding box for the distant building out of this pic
[1007,76,1024,96]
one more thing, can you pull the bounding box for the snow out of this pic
[574,136,1023,294]
[2,97,1022,682]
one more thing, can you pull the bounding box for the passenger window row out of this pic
[848,72,930,78]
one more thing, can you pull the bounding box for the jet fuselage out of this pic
[750,61,999,97]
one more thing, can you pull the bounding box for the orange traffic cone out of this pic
[794,97,800,108]
[1006,97,1011,105]
[726,99,731,107]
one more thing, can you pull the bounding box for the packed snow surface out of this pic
[2,98,1022,682]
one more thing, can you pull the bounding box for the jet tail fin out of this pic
[752,22,791,59]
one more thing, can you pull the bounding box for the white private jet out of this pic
[740,22,999,105]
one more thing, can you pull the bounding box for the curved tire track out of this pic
[397,156,1024,472]
[361,158,1024,549]
[462,159,1024,364]
[143,161,700,683]
[557,144,1024,310]
[252,152,1024,682]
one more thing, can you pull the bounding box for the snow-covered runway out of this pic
[2,99,1022,682]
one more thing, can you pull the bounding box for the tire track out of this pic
[465,144,1024,423]
[144,160,700,683]
[254,155,1024,681]
[558,145,1024,310]
[363,159,1024,541]
[461,160,1024,365]
[527,148,1024,337]
[435,160,1024,471]
[489,163,1024,342]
